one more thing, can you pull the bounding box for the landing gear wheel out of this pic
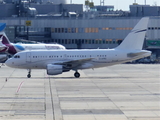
[74,72,80,78]
[27,69,31,78]
[27,74,31,78]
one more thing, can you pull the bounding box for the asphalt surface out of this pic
[0,64,159,120]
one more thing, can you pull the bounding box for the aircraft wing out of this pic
[54,58,93,68]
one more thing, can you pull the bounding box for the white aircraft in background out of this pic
[0,23,66,55]
[0,24,65,65]
[5,17,151,78]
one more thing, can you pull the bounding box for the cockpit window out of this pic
[14,55,20,58]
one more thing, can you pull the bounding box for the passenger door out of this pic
[26,52,31,62]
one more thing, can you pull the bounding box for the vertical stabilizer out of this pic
[116,17,149,50]
[0,31,11,45]
[0,23,11,45]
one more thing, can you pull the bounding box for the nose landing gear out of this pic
[27,69,31,78]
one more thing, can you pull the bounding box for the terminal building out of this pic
[0,0,160,61]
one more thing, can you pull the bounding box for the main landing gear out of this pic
[27,69,31,78]
[74,71,80,78]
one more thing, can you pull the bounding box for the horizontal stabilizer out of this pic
[127,51,150,57]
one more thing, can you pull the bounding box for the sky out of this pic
[69,0,160,11]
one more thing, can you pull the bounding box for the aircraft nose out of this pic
[5,59,14,67]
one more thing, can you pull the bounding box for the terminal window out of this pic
[102,27,112,30]
[68,28,71,33]
[116,27,132,30]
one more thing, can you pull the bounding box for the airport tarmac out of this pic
[0,64,159,120]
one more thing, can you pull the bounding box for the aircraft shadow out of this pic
[48,76,131,80]
[5,76,131,80]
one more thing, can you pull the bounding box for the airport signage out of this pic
[25,21,31,26]
[146,40,160,47]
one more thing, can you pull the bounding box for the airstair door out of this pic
[64,54,67,59]
[26,52,31,62]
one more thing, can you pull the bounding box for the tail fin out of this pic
[0,31,11,45]
[116,17,149,50]
[0,23,11,44]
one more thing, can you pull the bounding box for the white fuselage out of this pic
[5,49,151,70]
[13,43,66,52]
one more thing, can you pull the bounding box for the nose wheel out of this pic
[27,74,31,78]
[27,69,31,78]
[74,71,80,78]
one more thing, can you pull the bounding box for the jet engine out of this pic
[47,64,62,75]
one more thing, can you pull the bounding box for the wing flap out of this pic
[54,58,93,68]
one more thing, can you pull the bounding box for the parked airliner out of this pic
[0,23,66,55]
[5,17,151,78]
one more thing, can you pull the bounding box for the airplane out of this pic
[0,32,66,55]
[5,17,151,78]
[0,23,66,55]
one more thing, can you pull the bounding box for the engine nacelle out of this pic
[47,64,62,75]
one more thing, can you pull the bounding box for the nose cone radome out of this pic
[5,59,14,68]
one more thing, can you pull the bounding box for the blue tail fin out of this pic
[0,23,6,32]
[0,23,11,45]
